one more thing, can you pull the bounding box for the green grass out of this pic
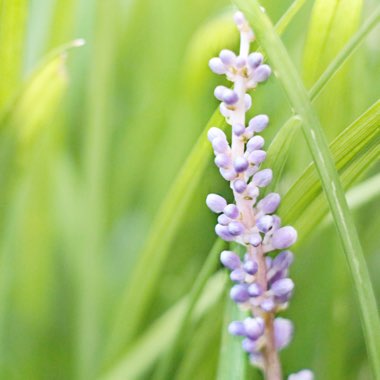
[0,0,379,379]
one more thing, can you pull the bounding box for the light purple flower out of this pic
[248,114,269,132]
[228,320,246,336]
[219,49,236,65]
[253,64,271,82]
[230,284,250,303]
[207,127,225,142]
[247,135,265,151]
[274,318,293,350]
[257,193,281,214]
[224,204,239,219]
[248,52,263,68]
[288,370,314,380]
[234,156,249,173]
[233,179,247,193]
[272,226,298,249]
[220,250,241,270]
[209,57,226,74]
[253,169,273,187]
[206,194,227,213]
[244,317,265,340]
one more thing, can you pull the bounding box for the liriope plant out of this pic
[206,12,312,380]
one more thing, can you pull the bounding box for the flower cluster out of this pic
[206,11,313,380]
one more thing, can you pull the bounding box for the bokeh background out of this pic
[0,0,379,379]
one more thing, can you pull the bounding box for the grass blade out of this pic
[217,284,247,380]
[233,1,380,377]
[153,239,226,380]
[100,272,227,380]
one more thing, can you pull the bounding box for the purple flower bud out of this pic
[228,221,245,236]
[288,370,314,380]
[209,57,226,75]
[215,224,235,241]
[247,135,265,152]
[234,11,245,27]
[245,94,252,111]
[220,167,237,181]
[214,154,231,168]
[219,102,230,117]
[244,317,265,340]
[248,150,267,165]
[217,213,231,225]
[214,85,227,101]
[248,52,263,68]
[242,338,257,353]
[222,89,239,105]
[219,49,236,66]
[228,320,246,336]
[248,283,262,297]
[212,136,229,154]
[249,352,264,368]
[257,193,281,214]
[272,215,281,230]
[274,318,293,350]
[246,183,259,199]
[233,179,247,193]
[224,204,239,219]
[207,127,226,142]
[249,233,262,247]
[271,278,294,298]
[248,114,269,132]
[230,268,246,282]
[234,156,249,173]
[220,250,241,270]
[253,169,272,187]
[253,64,271,82]
[232,123,245,136]
[206,193,227,213]
[260,298,275,312]
[272,226,297,249]
[266,256,273,268]
[230,284,250,303]
[256,215,274,233]
[236,56,246,68]
[243,259,258,275]
[272,250,294,271]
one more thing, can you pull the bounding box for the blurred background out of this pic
[0,0,379,379]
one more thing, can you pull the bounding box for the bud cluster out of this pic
[206,11,313,380]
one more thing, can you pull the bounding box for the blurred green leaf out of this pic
[310,5,380,100]
[0,47,70,225]
[105,109,226,359]
[153,238,225,380]
[302,0,363,86]
[0,0,28,109]
[233,1,380,378]
[100,272,227,380]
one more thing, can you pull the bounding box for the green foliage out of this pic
[0,0,379,379]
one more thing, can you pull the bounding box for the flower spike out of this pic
[206,11,313,380]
